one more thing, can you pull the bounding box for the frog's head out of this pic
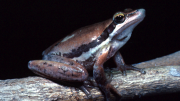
[108,8,145,45]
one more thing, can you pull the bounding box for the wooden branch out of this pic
[1,51,180,101]
[133,51,180,68]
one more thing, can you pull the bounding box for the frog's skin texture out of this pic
[28,8,146,101]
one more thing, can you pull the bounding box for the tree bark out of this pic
[1,51,180,101]
[133,51,180,68]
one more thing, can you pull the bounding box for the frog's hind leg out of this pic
[113,51,146,76]
[28,59,88,82]
[28,58,93,98]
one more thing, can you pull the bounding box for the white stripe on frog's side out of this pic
[72,37,111,61]
[61,34,75,42]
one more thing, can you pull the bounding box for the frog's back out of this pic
[43,19,112,58]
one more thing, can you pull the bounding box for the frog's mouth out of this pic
[117,36,128,41]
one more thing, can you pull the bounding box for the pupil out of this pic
[116,15,123,21]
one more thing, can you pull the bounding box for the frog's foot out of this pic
[79,85,92,99]
[83,70,113,89]
[116,65,146,76]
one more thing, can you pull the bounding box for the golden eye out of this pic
[113,12,125,24]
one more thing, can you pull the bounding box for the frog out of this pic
[28,8,146,101]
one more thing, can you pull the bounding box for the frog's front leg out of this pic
[93,46,121,101]
[113,51,146,76]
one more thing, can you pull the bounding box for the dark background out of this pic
[1,0,180,101]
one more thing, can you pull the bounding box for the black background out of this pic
[1,0,180,101]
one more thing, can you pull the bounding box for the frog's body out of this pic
[42,19,112,71]
[28,8,146,101]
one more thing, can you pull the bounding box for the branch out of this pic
[133,51,180,68]
[1,51,180,101]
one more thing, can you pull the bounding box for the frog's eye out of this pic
[113,12,125,24]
